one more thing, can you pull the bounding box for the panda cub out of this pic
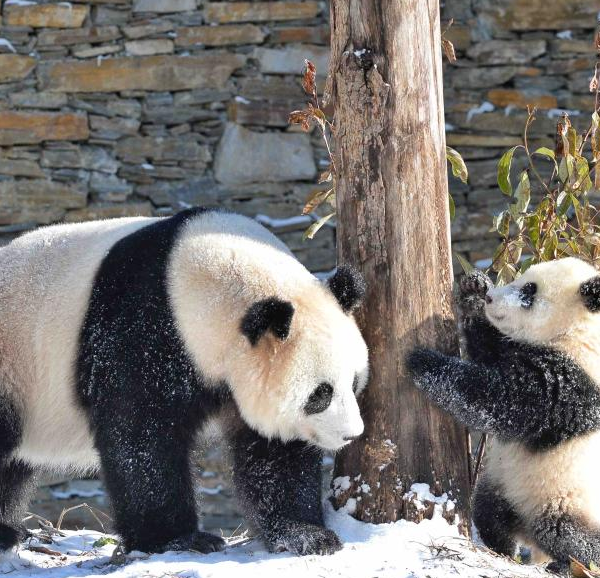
[408,258,600,573]
[0,208,369,556]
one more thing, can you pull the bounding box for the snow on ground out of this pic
[1,503,550,578]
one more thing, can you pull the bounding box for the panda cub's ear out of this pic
[327,265,366,313]
[241,297,295,346]
[580,276,600,312]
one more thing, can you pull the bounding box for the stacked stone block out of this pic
[0,0,334,272]
[442,0,599,267]
[0,0,598,272]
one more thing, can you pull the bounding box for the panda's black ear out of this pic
[241,297,295,346]
[327,265,366,313]
[580,276,600,312]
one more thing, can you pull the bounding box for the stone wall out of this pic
[0,0,598,273]
[0,0,334,272]
[442,0,598,267]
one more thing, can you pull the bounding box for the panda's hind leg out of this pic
[0,394,36,551]
[473,474,522,558]
[531,513,600,575]
[0,460,36,550]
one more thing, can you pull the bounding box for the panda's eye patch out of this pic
[519,282,537,309]
[304,383,334,415]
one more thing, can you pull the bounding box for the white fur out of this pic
[0,217,154,471]
[168,212,367,451]
[484,258,600,527]
[0,211,368,472]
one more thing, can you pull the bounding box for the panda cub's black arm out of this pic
[407,346,600,449]
[458,271,506,365]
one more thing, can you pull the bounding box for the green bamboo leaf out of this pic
[533,147,555,160]
[449,194,456,220]
[566,126,578,157]
[497,146,517,196]
[514,171,531,215]
[526,214,540,246]
[575,157,592,193]
[446,146,468,184]
[93,537,118,548]
[519,257,534,275]
[455,253,474,274]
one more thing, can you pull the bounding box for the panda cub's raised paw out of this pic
[458,270,493,317]
[267,523,342,556]
[161,530,226,554]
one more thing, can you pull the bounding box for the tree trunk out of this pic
[327,0,471,532]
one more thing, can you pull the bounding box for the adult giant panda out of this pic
[0,208,369,557]
[407,258,600,574]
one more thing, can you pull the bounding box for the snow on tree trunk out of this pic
[327,0,472,532]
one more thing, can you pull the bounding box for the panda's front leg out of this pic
[227,421,341,556]
[406,348,508,435]
[93,407,225,554]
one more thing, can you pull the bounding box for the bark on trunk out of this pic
[327,0,471,532]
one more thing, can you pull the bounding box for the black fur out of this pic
[327,266,365,313]
[531,513,600,572]
[227,418,341,556]
[304,383,334,415]
[0,394,35,551]
[0,460,36,550]
[580,276,600,312]
[407,272,600,451]
[408,269,600,566]
[241,298,294,346]
[519,282,537,309]
[75,208,336,555]
[472,476,522,557]
[77,207,231,553]
[0,394,21,459]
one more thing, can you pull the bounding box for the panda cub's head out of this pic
[484,257,600,344]
[238,266,368,451]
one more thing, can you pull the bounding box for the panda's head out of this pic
[484,257,600,344]
[236,266,368,451]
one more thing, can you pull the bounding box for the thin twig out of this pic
[56,503,112,532]
[472,433,487,489]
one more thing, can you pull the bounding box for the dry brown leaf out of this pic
[301,59,317,99]
[289,110,311,132]
[442,38,456,63]
[302,188,333,215]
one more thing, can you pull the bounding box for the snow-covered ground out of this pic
[1,502,550,578]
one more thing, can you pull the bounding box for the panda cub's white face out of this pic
[484,257,600,345]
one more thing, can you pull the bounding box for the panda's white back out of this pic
[0,217,156,471]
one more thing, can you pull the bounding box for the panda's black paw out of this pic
[406,348,444,380]
[163,530,226,554]
[267,523,342,556]
[545,560,571,575]
[458,270,493,315]
[0,523,24,551]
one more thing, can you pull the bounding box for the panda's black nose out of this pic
[485,295,493,304]
[343,435,360,441]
